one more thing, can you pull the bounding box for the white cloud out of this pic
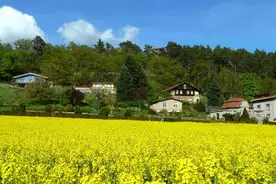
[0,6,45,42]
[58,19,140,45]
[123,25,140,42]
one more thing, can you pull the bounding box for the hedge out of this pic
[0,111,215,123]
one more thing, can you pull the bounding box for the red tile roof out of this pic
[221,98,252,109]
[227,98,244,102]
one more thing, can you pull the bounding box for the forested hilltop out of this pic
[0,36,275,105]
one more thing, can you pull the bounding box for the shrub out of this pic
[136,110,149,118]
[59,88,71,106]
[124,109,132,117]
[74,106,82,114]
[54,104,63,111]
[18,103,26,112]
[194,102,206,112]
[58,106,64,114]
[116,101,146,109]
[11,106,17,113]
[64,104,74,112]
[99,107,110,117]
[111,108,125,117]
[233,113,241,122]
[262,117,269,124]
[45,105,54,113]
[159,109,168,116]
[146,106,157,115]
[223,113,234,122]
[80,106,95,114]
[27,105,46,111]
[250,117,259,124]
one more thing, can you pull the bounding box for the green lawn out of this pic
[0,83,25,105]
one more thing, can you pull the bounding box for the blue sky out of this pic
[0,0,276,52]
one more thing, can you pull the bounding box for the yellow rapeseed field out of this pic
[0,116,276,183]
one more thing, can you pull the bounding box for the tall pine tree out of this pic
[116,56,148,102]
[206,79,222,106]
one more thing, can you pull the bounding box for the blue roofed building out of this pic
[13,73,48,87]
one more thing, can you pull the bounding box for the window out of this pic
[191,91,194,95]
[173,103,178,108]
[162,102,167,108]
[175,90,178,95]
[257,105,261,110]
[180,90,183,95]
[266,104,270,111]
[187,90,190,95]
[184,84,187,89]
[267,114,271,118]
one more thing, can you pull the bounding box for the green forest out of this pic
[0,36,275,108]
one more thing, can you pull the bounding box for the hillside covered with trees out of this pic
[1,36,276,107]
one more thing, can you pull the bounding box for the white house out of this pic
[210,98,253,120]
[251,94,276,122]
[74,82,115,94]
[150,98,183,113]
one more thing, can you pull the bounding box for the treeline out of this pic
[1,36,276,106]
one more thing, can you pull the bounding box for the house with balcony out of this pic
[251,94,276,122]
[163,82,200,103]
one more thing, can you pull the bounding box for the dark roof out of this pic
[251,94,276,102]
[254,93,276,98]
[150,98,183,105]
[221,98,252,109]
[13,73,48,79]
[163,82,199,92]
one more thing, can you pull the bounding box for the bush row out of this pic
[2,111,273,125]
[0,111,215,123]
[1,104,96,114]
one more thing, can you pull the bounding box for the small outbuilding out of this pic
[13,73,48,87]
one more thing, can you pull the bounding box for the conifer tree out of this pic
[240,108,250,122]
[206,79,221,106]
[116,56,148,102]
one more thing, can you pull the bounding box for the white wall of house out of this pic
[92,83,115,94]
[150,99,182,113]
[171,94,200,104]
[210,107,254,121]
[252,99,276,122]
[74,87,92,94]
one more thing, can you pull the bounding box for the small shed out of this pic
[13,73,48,87]
[150,98,183,113]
